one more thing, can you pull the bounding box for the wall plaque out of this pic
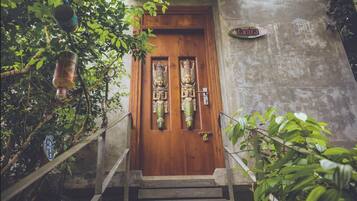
[229,26,267,39]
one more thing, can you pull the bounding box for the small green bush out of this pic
[226,108,357,201]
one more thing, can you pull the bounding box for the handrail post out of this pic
[219,113,235,201]
[94,131,106,197]
[252,131,263,181]
[93,75,109,199]
[224,151,236,201]
[124,113,132,201]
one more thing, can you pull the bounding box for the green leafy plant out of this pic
[225,108,357,201]
[0,0,169,199]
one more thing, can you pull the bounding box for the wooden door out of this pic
[130,7,224,176]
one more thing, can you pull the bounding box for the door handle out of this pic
[197,87,209,105]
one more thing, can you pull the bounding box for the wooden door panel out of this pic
[178,32,215,175]
[130,8,225,176]
[141,30,215,176]
[141,33,185,176]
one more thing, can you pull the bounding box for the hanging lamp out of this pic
[53,0,78,32]
[52,51,77,100]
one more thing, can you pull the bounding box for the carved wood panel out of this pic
[151,58,169,130]
[180,58,197,129]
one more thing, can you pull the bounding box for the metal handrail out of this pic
[219,112,320,158]
[220,112,279,201]
[91,112,132,201]
[1,112,132,201]
[224,146,256,183]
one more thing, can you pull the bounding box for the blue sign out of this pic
[43,135,56,161]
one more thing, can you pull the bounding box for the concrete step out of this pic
[138,187,224,200]
[140,175,217,188]
[140,199,228,201]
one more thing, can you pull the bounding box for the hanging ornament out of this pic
[53,1,78,33]
[52,51,77,100]
[43,135,56,161]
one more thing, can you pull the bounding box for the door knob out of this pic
[197,87,209,105]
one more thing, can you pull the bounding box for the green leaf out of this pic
[290,175,315,191]
[87,21,101,29]
[225,124,234,137]
[333,164,352,189]
[48,0,62,7]
[253,111,266,124]
[238,117,247,130]
[323,147,350,156]
[231,122,244,145]
[268,121,279,135]
[281,164,318,175]
[35,57,46,70]
[278,119,289,132]
[319,189,340,201]
[247,115,257,129]
[264,107,276,121]
[294,112,307,122]
[306,185,326,201]
[320,159,338,170]
[275,116,284,124]
[284,121,301,132]
[254,182,268,201]
[120,39,128,50]
[27,58,38,66]
[315,144,326,152]
[115,39,121,48]
[265,177,280,188]
[266,149,295,171]
[306,137,326,150]
[162,5,168,13]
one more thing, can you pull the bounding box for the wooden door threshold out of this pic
[140,174,217,188]
[142,175,215,181]
[131,168,254,187]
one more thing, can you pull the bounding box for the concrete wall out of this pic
[216,0,357,149]
[65,0,357,188]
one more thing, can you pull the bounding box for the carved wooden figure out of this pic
[152,62,168,129]
[180,59,196,129]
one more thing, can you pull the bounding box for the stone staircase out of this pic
[62,169,254,201]
[136,175,229,201]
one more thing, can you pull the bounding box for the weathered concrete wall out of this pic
[217,0,357,149]
[65,0,357,188]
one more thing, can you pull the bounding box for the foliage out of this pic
[225,108,357,201]
[327,0,357,80]
[0,0,169,199]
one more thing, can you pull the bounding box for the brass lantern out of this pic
[52,51,77,100]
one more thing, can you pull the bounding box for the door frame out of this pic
[129,6,225,171]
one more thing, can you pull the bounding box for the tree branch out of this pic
[0,48,46,79]
[1,112,54,175]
